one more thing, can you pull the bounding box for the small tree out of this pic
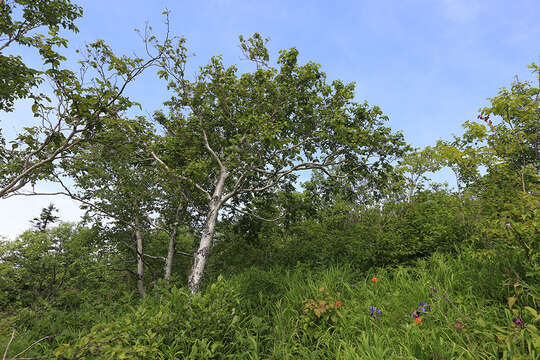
[397,146,441,203]
[58,116,195,295]
[31,203,59,232]
[56,117,162,297]
[479,63,540,194]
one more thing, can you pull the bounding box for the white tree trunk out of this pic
[406,185,415,203]
[165,204,183,283]
[134,218,146,297]
[188,169,228,294]
[188,200,220,293]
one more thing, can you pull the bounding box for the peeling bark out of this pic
[188,169,228,294]
[188,200,220,293]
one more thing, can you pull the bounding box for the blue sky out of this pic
[1,0,539,239]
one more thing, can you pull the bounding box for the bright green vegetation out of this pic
[1,187,539,359]
[1,244,539,359]
[1,1,539,359]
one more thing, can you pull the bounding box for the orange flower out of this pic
[371,277,378,283]
[335,301,343,307]
[415,317,422,324]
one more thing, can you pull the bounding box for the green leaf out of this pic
[507,296,517,309]
[524,306,538,318]
[476,318,486,327]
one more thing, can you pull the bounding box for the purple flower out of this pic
[505,222,511,228]
[411,311,419,319]
[513,318,525,327]
[418,302,431,313]
[369,306,381,318]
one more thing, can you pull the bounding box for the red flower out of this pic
[371,277,378,283]
[415,317,422,324]
[335,301,343,307]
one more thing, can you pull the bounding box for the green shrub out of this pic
[55,276,247,359]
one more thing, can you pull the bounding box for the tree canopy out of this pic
[147,33,407,292]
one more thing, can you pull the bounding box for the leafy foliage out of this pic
[54,276,245,359]
[0,223,127,310]
[0,2,538,358]
[0,0,82,112]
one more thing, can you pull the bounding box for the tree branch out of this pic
[0,127,83,198]
[2,329,15,360]
[149,149,211,200]
[176,250,194,258]
[119,239,166,261]
[222,203,284,223]
[7,335,50,360]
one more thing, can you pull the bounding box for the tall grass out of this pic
[2,246,538,359]
[224,247,536,359]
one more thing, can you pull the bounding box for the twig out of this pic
[222,203,284,222]
[176,250,194,258]
[2,329,15,360]
[8,335,50,360]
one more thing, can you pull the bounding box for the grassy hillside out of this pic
[2,245,538,359]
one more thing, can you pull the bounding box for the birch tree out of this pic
[397,147,441,203]
[51,116,196,294]
[149,33,407,293]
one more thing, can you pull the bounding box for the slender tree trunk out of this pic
[520,168,527,193]
[164,227,176,283]
[164,204,183,283]
[406,185,415,204]
[188,169,228,294]
[134,217,146,297]
[452,168,466,224]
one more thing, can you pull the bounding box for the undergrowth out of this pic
[1,245,538,359]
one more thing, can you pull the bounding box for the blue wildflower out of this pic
[369,306,381,318]
[418,302,431,313]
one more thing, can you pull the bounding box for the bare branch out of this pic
[119,239,165,261]
[52,173,135,228]
[143,213,165,232]
[223,203,284,223]
[176,250,194,258]
[8,335,50,360]
[0,127,83,198]
[234,155,344,195]
[2,329,15,360]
